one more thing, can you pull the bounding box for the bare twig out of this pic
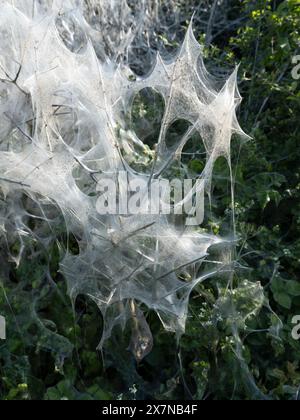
[0,176,30,187]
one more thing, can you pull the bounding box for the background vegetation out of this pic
[0,0,300,400]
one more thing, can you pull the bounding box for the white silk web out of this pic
[0,0,254,364]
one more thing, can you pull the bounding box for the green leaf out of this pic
[286,281,300,297]
[271,277,285,294]
[273,293,292,309]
